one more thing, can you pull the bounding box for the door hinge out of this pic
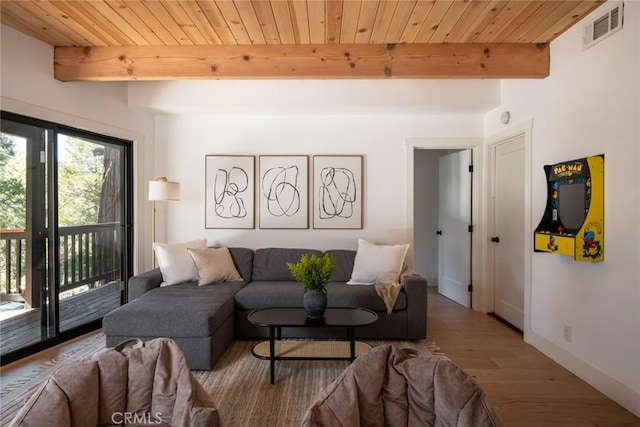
[468,164,474,173]
[468,284,473,292]
[468,224,473,232]
[40,151,46,163]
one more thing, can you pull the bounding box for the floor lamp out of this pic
[149,177,180,268]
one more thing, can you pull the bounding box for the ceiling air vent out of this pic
[584,2,624,49]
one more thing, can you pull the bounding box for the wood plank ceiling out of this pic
[0,0,604,81]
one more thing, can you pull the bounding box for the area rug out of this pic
[0,332,106,425]
[0,336,444,426]
[192,339,445,426]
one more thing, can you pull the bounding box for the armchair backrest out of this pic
[9,338,218,427]
[303,344,503,427]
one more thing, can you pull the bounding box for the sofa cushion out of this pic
[252,248,322,281]
[234,281,406,312]
[104,281,245,338]
[234,281,305,309]
[326,282,407,311]
[324,249,357,282]
[229,247,255,282]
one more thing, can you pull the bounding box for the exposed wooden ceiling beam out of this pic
[54,43,549,81]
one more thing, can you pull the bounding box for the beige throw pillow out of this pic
[188,247,243,286]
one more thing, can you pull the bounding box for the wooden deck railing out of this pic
[0,229,27,296]
[0,223,120,300]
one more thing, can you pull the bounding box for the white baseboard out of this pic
[526,330,640,417]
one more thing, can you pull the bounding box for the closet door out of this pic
[492,135,525,330]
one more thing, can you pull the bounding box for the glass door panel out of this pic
[57,133,123,332]
[0,120,53,355]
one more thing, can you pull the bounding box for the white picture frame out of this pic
[205,155,255,229]
[313,155,363,229]
[259,155,308,229]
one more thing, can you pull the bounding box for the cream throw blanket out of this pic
[373,266,417,314]
[374,282,403,314]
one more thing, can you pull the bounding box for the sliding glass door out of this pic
[0,112,133,362]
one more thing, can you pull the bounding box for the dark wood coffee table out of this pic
[247,307,378,383]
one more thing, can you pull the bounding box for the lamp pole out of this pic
[148,177,180,270]
[151,199,157,268]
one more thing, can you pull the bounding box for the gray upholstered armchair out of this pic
[8,338,218,427]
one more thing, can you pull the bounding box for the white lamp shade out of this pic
[149,180,180,201]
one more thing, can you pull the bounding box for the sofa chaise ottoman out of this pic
[103,248,254,370]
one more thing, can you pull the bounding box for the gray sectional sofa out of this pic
[103,247,428,370]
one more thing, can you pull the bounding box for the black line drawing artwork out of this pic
[205,155,254,229]
[259,155,308,229]
[213,167,248,218]
[318,167,357,219]
[312,155,361,229]
[261,166,301,217]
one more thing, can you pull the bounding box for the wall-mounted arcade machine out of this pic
[534,155,604,262]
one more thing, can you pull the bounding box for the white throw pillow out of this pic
[347,239,410,285]
[188,247,243,286]
[154,238,207,286]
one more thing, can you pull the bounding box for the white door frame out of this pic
[484,120,533,339]
[405,138,484,310]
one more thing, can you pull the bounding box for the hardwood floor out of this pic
[427,287,640,426]
[2,288,639,426]
[0,330,102,386]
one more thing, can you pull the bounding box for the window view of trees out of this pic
[0,133,111,230]
[58,135,106,226]
[0,133,27,296]
[0,133,26,230]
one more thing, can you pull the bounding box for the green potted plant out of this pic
[287,253,336,318]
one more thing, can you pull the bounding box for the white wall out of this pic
[485,2,640,415]
[154,114,484,253]
[0,25,155,273]
[128,79,500,115]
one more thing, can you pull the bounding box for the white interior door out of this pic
[492,136,525,330]
[438,150,471,308]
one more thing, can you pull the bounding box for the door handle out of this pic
[491,236,500,243]
[436,230,443,235]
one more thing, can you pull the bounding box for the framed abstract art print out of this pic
[205,155,255,229]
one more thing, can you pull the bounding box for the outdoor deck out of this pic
[1,223,123,356]
[0,281,120,355]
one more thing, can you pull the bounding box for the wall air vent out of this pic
[583,2,624,49]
